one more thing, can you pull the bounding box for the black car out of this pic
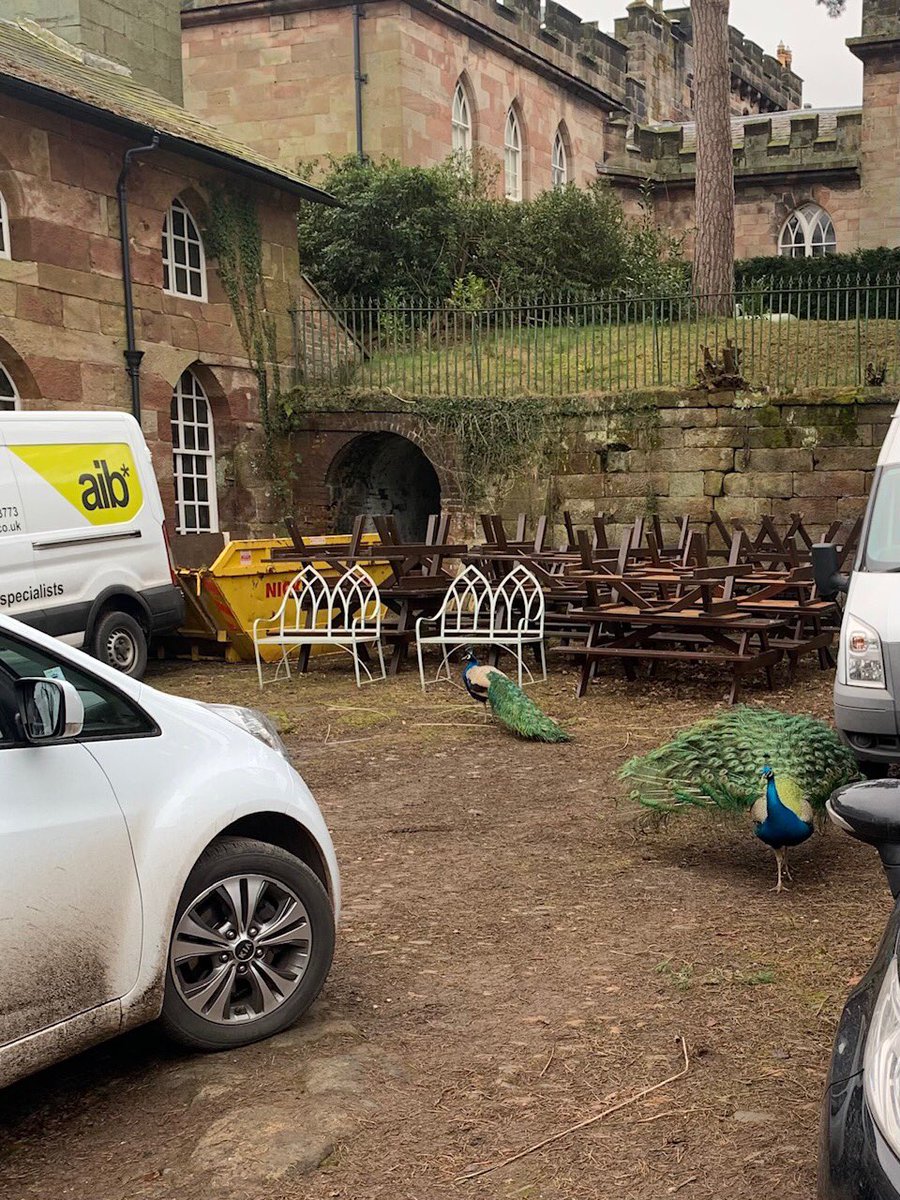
[821,781,900,1199]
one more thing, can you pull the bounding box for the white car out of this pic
[0,612,339,1086]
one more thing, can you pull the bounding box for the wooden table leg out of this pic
[760,629,776,691]
[388,600,410,676]
[576,620,600,698]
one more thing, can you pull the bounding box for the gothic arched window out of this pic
[551,126,568,188]
[504,107,523,202]
[778,203,837,259]
[162,197,208,300]
[452,80,473,155]
[0,364,18,411]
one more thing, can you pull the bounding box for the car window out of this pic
[0,632,156,741]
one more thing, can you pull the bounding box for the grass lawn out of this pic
[337,315,900,396]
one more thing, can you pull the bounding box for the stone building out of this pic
[0,7,335,536]
[181,0,799,203]
[178,0,900,265]
[606,107,864,262]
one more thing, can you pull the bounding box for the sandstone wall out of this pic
[546,389,886,545]
[182,0,610,193]
[0,90,313,535]
[856,45,900,250]
[284,389,892,544]
[399,3,607,192]
[645,177,862,262]
[182,4,407,168]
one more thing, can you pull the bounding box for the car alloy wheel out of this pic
[170,873,313,1025]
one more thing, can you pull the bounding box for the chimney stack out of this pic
[777,42,793,70]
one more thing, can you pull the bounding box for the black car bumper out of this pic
[820,1073,900,1198]
[820,904,900,1198]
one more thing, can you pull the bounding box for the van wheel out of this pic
[92,610,148,678]
[161,837,335,1051]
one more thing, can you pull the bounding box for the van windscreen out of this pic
[864,466,900,572]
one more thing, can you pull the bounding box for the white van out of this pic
[0,411,184,677]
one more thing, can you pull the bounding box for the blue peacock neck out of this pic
[765,775,782,818]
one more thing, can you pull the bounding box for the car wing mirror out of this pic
[828,781,900,899]
[14,678,84,743]
[812,542,850,601]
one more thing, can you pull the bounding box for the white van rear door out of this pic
[0,428,36,622]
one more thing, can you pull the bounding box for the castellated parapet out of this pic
[603,109,862,185]
[614,2,801,124]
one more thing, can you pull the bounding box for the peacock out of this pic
[461,651,570,743]
[619,706,859,891]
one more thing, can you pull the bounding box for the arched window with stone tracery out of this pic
[778,203,837,259]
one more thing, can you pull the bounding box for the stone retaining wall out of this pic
[287,389,896,544]
[519,388,893,545]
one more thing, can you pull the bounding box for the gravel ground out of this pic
[0,655,889,1200]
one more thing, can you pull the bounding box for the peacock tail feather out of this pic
[620,706,858,817]
[486,673,571,743]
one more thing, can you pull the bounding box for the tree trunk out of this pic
[692,0,734,314]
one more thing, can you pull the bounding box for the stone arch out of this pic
[326,431,442,541]
[0,334,41,403]
[180,359,228,409]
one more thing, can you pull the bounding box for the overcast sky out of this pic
[571,0,864,109]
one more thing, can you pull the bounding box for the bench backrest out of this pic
[272,564,382,636]
[435,563,544,637]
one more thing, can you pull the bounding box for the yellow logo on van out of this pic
[11,443,143,525]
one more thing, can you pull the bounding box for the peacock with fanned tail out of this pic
[462,651,570,742]
[619,706,859,891]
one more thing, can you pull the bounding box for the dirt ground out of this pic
[0,655,891,1200]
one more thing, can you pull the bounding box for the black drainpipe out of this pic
[352,5,366,161]
[117,135,160,423]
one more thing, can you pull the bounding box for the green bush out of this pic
[736,247,900,284]
[734,249,900,318]
[297,153,685,302]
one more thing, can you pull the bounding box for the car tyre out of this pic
[92,609,148,678]
[161,836,335,1051]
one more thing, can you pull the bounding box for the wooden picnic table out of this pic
[552,604,787,705]
[377,577,452,675]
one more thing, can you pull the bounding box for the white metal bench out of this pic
[415,563,546,691]
[252,564,386,689]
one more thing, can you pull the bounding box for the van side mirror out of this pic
[828,781,900,898]
[15,678,84,743]
[812,542,850,601]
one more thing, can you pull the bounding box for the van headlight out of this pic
[865,960,900,1153]
[845,616,886,688]
[204,703,290,760]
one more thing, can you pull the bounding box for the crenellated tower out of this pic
[849,0,900,248]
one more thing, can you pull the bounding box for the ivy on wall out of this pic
[278,387,662,508]
[203,187,284,491]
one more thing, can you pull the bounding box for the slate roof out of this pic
[0,19,337,206]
